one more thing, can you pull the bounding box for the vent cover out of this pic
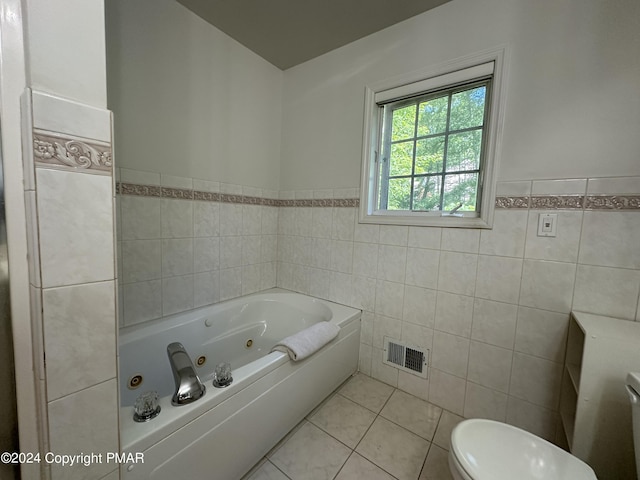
[382,337,428,378]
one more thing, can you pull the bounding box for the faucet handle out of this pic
[133,391,161,422]
[213,362,233,388]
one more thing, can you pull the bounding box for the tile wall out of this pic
[115,169,279,327]
[23,90,119,480]
[117,172,640,446]
[276,177,640,444]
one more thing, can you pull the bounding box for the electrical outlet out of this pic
[537,213,557,237]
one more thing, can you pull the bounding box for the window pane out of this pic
[417,95,448,136]
[443,173,478,211]
[413,175,442,211]
[391,105,416,141]
[415,136,445,174]
[449,86,486,131]
[445,130,482,172]
[387,177,412,210]
[389,141,414,176]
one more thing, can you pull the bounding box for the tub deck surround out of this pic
[119,288,361,479]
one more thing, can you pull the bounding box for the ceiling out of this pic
[176,0,453,70]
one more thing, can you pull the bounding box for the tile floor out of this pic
[243,373,464,480]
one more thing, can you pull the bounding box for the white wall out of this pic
[24,0,108,107]
[280,0,640,190]
[106,0,283,190]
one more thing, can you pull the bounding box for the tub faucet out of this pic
[167,342,206,406]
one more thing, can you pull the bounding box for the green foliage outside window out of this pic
[381,84,488,212]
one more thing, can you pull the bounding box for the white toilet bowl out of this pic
[449,419,597,480]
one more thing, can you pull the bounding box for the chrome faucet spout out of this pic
[167,342,206,406]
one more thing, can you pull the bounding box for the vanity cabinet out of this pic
[559,311,640,480]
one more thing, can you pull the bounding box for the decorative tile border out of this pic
[495,196,529,209]
[585,195,640,210]
[117,182,359,207]
[530,195,584,210]
[117,183,640,211]
[33,130,112,175]
[497,194,640,211]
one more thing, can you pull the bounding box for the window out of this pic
[360,49,507,228]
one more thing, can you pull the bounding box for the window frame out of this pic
[359,47,508,228]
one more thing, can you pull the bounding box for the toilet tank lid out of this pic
[628,372,640,393]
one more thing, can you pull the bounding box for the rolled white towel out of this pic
[272,321,340,361]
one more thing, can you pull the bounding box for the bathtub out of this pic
[118,288,361,479]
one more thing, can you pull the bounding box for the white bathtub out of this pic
[119,288,361,479]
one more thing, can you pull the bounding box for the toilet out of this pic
[626,371,640,480]
[448,419,597,480]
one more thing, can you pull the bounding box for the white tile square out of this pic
[335,453,395,480]
[162,238,194,276]
[514,307,569,363]
[194,271,220,308]
[402,285,437,328]
[120,240,161,283]
[441,228,480,253]
[48,380,119,480]
[309,394,376,448]
[434,291,474,337]
[193,201,220,237]
[120,195,161,240]
[162,275,194,315]
[519,259,576,313]
[243,204,263,236]
[351,275,376,311]
[330,240,353,273]
[43,281,116,401]
[373,314,402,349]
[338,373,394,413]
[506,396,558,442]
[463,382,508,421]
[122,280,162,326]
[380,390,442,440]
[437,251,477,296]
[573,264,640,320]
[37,169,114,287]
[269,421,351,480]
[428,369,466,415]
[479,210,528,258]
[353,242,379,277]
[242,235,262,266]
[220,236,243,269]
[475,255,522,304]
[405,248,440,289]
[312,207,333,239]
[397,370,430,401]
[194,237,220,273]
[408,226,441,249]
[579,211,640,269]
[471,298,518,349]
[509,353,562,410]
[379,225,408,245]
[332,207,355,241]
[356,417,430,480]
[431,331,469,378]
[161,198,193,238]
[377,244,407,283]
[374,280,404,319]
[467,341,513,393]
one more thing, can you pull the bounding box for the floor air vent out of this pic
[382,337,428,378]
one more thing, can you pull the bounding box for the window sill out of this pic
[358,210,493,229]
